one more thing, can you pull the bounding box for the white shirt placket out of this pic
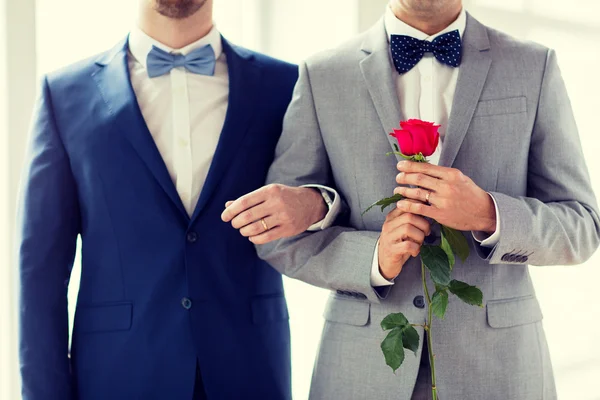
[170,66,194,216]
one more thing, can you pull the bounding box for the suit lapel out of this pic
[190,38,260,223]
[92,37,188,220]
[359,20,404,161]
[438,14,491,168]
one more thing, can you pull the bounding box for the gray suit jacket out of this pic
[258,14,600,400]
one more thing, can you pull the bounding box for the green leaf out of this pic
[381,312,409,331]
[440,233,455,271]
[431,290,449,319]
[381,328,405,372]
[362,193,404,215]
[420,245,452,286]
[449,280,484,307]
[441,226,470,263]
[401,325,420,355]
[434,283,447,292]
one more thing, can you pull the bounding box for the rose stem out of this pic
[421,260,438,400]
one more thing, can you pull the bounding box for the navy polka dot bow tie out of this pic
[390,30,462,74]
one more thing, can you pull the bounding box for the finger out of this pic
[384,198,423,222]
[396,160,452,179]
[231,202,271,229]
[389,224,427,245]
[225,201,234,208]
[385,205,406,221]
[392,240,421,258]
[384,212,431,236]
[394,186,433,204]
[239,215,278,237]
[221,188,268,222]
[249,227,286,245]
[396,199,439,220]
[396,172,441,191]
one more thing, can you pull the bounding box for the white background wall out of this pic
[1,1,599,399]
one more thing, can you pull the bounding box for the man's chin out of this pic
[154,0,207,19]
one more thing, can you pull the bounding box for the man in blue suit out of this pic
[16,1,337,399]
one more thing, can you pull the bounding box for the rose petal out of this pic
[408,125,432,156]
[391,129,415,155]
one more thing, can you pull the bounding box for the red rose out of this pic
[390,119,440,157]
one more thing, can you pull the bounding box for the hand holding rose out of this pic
[394,161,497,233]
[378,206,431,280]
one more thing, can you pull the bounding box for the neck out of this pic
[389,1,462,36]
[137,2,213,49]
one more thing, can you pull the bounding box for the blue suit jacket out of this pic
[17,36,298,400]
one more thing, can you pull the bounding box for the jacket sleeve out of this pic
[256,62,384,303]
[17,76,80,400]
[476,49,600,265]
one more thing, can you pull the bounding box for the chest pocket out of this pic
[473,96,527,118]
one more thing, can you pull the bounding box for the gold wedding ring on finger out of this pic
[260,218,269,232]
[425,191,432,205]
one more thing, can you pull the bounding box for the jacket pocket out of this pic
[487,295,543,328]
[76,302,133,334]
[323,295,370,326]
[474,96,527,117]
[252,295,289,324]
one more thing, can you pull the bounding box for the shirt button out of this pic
[178,137,189,147]
[423,75,432,83]
[181,297,192,310]
[187,231,198,243]
[413,295,425,309]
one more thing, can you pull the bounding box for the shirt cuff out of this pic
[472,193,501,248]
[302,184,341,231]
[371,239,395,287]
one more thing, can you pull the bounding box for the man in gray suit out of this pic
[227,0,600,399]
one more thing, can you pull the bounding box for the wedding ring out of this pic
[425,191,431,205]
[260,218,269,232]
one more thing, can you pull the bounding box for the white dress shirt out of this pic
[370,7,501,287]
[129,26,228,216]
[128,26,340,226]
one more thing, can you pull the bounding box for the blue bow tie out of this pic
[146,44,216,78]
[390,30,462,74]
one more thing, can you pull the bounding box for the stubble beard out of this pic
[400,0,459,17]
[153,0,207,19]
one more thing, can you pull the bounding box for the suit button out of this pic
[187,232,198,243]
[508,254,518,262]
[501,254,509,262]
[522,255,529,263]
[356,293,367,300]
[181,297,192,310]
[413,295,425,309]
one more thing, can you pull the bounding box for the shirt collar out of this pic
[384,5,466,42]
[128,25,223,69]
